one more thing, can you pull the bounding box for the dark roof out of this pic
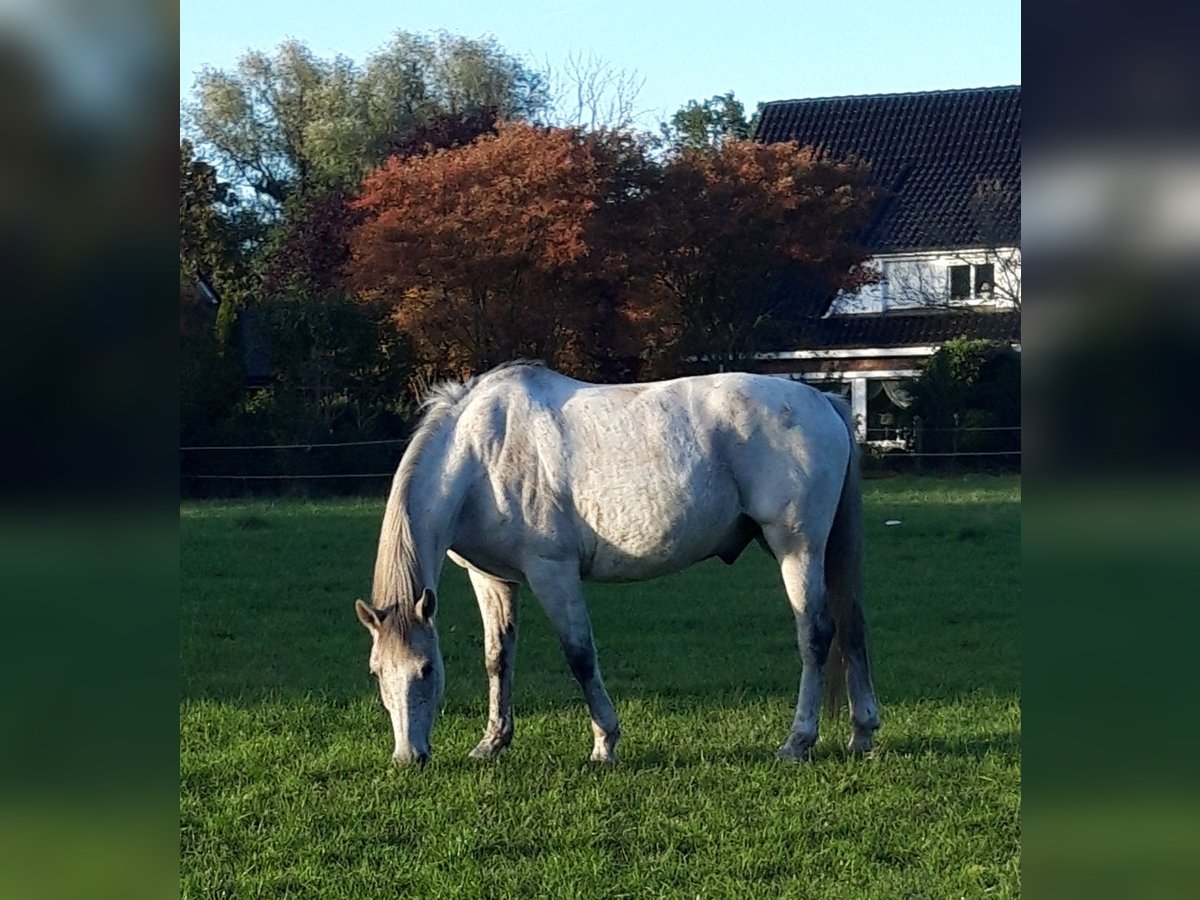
[755,86,1020,253]
[799,309,1021,350]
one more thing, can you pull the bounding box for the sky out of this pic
[180,0,1020,130]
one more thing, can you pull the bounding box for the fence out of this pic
[179,435,411,498]
[860,418,1020,475]
[180,421,1020,497]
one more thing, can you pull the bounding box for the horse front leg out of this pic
[525,561,620,763]
[466,569,519,760]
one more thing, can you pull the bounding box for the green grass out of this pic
[181,475,1020,898]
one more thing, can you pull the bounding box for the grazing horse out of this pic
[354,361,880,766]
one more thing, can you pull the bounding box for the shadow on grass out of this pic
[432,728,1021,773]
[618,730,1019,769]
[181,639,1020,709]
[876,730,1020,759]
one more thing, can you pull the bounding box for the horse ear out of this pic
[415,588,437,623]
[355,598,383,632]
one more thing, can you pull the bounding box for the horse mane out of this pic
[371,360,545,632]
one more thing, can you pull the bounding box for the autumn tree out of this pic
[641,140,878,372]
[349,122,656,382]
[260,189,361,298]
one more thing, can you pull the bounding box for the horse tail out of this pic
[822,397,867,718]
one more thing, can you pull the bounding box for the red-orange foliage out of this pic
[349,121,651,380]
[349,125,877,383]
[641,141,878,371]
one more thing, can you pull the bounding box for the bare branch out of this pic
[544,50,647,130]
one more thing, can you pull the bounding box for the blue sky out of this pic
[180,0,1019,129]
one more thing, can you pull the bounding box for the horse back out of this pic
[448,368,850,583]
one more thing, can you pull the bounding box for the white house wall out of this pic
[831,246,1022,315]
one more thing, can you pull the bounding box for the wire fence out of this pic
[179,430,414,497]
[180,437,409,452]
[180,422,1019,496]
[860,420,1020,474]
[188,472,397,480]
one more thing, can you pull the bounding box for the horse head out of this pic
[354,590,444,766]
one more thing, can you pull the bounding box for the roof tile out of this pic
[804,309,1021,350]
[755,86,1021,253]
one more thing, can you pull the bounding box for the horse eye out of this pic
[419,662,433,680]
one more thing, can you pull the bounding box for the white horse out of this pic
[355,361,880,765]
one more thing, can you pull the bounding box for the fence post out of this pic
[913,416,923,475]
[951,412,960,474]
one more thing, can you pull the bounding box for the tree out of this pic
[909,339,1020,456]
[638,140,878,373]
[244,184,412,440]
[348,121,657,382]
[179,141,251,442]
[545,51,647,131]
[245,290,411,439]
[660,92,759,152]
[384,105,501,160]
[179,140,254,294]
[961,177,1022,308]
[183,32,549,208]
[260,189,362,299]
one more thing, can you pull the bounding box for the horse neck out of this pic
[374,427,467,605]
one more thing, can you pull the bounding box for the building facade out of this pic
[753,85,1021,440]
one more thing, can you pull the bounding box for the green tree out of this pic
[660,92,760,152]
[909,339,1021,455]
[183,32,549,208]
[250,184,413,436]
[179,140,250,443]
[179,140,246,291]
[245,291,411,439]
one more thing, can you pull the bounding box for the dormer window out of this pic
[974,263,994,298]
[949,265,971,299]
[949,262,996,300]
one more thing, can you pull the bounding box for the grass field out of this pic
[181,475,1020,898]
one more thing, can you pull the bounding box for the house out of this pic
[753,85,1021,440]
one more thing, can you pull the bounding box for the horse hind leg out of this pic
[466,569,519,760]
[821,447,882,754]
[525,560,620,763]
[765,527,833,761]
[834,600,881,754]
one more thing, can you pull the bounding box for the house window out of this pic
[974,263,995,298]
[949,265,971,299]
[949,262,996,300]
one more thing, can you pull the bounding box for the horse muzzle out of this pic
[393,747,431,768]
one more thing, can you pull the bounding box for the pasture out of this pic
[180,475,1020,898]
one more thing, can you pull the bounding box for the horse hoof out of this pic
[848,733,876,755]
[589,749,617,763]
[468,740,506,760]
[776,737,815,761]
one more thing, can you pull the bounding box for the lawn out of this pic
[180,475,1020,898]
